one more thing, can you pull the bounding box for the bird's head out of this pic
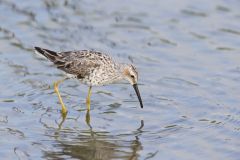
[123,64,143,108]
[123,64,138,85]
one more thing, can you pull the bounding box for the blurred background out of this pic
[0,0,240,159]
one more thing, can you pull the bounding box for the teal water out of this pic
[0,0,240,159]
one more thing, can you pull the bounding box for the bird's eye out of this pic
[131,75,135,79]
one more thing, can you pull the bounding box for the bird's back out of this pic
[35,47,122,86]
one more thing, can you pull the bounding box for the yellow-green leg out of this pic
[86,86,92,111]
[85,110,91,126]
[54,79,67,114]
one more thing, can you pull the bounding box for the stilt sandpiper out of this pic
[34,47,143,114]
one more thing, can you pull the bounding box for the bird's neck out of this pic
[117,63,128,75]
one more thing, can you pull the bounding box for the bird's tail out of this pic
[34,47,59,62]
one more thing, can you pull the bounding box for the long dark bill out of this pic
[133,84,143,108]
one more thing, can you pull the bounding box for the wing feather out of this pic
[54,50,104,79]
[35,47,112,79]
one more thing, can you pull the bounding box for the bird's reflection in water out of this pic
[57,110,91,129]
[57,112,67,130]
[44,110,144,160]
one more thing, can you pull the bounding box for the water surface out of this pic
[0,0,240,159]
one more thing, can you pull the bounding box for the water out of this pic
[0,0,240,159]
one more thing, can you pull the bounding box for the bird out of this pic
[34,47,143,114]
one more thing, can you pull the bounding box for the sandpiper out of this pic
[34,47,143,114]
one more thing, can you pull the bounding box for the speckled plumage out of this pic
[35,47,127,86]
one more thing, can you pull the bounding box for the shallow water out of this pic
[0,0,240,159]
